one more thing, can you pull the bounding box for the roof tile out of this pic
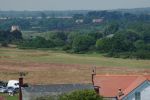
[94,75,149,98]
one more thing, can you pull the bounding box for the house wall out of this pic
[123,81,150,100]
[22,89,31,100]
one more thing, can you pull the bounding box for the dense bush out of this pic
[96,38,112,52]
[59,90,103,100]
[35,90,103,100]
[0,30,22,43]
[19,37,55,49]
[36,96,55,100]
[72,35,95,52]
[133,50,150,59]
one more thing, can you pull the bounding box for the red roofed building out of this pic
[93,74,150,100]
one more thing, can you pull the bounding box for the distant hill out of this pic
[0,10,89,18]
[115,7,150,15]
[0,7,150,18]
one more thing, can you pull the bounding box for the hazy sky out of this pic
[0,0,150,11]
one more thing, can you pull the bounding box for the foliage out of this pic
[0,30,22,44]
[35,90,103,100]
[36,96,55,100]
[133,50,150,59]
[72,35,95,52]
[1,10,150,59]
[59,90,103,100]
[46,32,67,46]
[19,36,55,48]
[96,38,112,52]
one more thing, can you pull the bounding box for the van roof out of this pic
[8,80,19,82]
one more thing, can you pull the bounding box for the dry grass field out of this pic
[0,47,150,84]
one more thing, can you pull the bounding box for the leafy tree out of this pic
[96,38,112,52]
[46,32,67,46]
[111,31,137,52]
[53,38,65,46]
[1,41,8,47]
[104,23,119,36]
[36,96,55,100]
[142,32,150,43]
[19,36,55,48]
[59,90,103,100]
[11,30,23,41]
[123,30,140,42]
[0,30,22,43]
[134,40,145,50]
[133,50,150,59]
[72,35,95,52]
[87,32,103,40]
[48,32,67,41]
[35,90,103,100]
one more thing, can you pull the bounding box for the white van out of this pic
[7,80,19,89]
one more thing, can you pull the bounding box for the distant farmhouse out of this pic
[75,19,84,24]
[11,25,20,32]
[93,74,150,100]
[92,18,104,23]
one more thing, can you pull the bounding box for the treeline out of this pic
[0,30,22,46]
[96,30,150,59]
[1,10,150,31]
[18,21,150,59]
[0,10,150,59]
[18,31,101,51]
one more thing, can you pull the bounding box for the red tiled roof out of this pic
[93,75,150,99]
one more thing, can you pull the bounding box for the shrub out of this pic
[35,90,103,100]
[133,50,150,59]
[36,96,55,100]
[72,35,95,52]
[59,90,103,100]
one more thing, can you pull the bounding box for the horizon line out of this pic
[0,7,150,12]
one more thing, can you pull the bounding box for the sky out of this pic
[0,0,150,11]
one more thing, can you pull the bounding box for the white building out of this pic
[11,25,20,32]
[75,19,84,24]
[92,18,104,23]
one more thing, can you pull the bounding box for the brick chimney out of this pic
[118,88,124,97]
[94,86,100,94]
[92,66,96,85]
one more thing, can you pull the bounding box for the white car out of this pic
[0,86,7,93]
[7,80,19,89]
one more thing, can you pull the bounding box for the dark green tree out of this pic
[96,38,112,52]
[59,90,103,100]
[72,35,95,52]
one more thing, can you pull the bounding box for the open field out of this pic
[0,93,18,100]
[0,47,150,84]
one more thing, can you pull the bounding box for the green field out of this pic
[0,93,18,100]
[0,47,150,84]
[0,48,149,68]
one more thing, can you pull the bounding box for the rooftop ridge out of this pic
[119,76,146,99]
[95,74,142,76]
